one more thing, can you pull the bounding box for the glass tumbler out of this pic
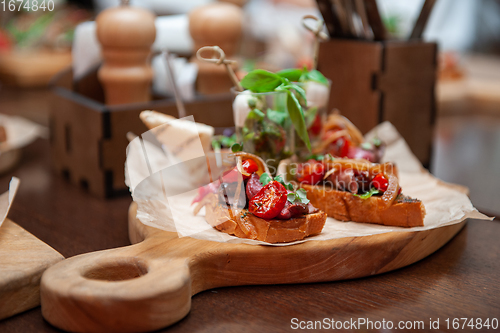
[295,80,331,158]
[231,89,294,174]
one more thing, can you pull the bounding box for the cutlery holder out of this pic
[318,39,438,166]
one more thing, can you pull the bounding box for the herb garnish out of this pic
[354,187,380,199]
[287,188,310,204]
[231,143,243,152]
[259,172,309,204]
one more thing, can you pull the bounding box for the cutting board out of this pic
[41,202,466,333]
[0,219,64,320]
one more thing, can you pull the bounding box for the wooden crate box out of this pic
[318,39,437,167]
[50,69,234,198]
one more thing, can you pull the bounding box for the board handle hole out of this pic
[83,259,148,281]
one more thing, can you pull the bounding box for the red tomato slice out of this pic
[248,181,287,219]
[296,159,325,185]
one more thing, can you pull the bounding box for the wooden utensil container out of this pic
[318,39,437,166]
[50,69,234,198]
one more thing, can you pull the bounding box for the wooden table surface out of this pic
[0,87,499,332]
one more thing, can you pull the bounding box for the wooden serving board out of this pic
[41,202,466,333]
[0,219,64,320]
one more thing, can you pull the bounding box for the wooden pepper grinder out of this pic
[96,0,156,105]
[189,3,243,95]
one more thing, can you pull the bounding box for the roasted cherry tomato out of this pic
[372,173,388,192]
[242,159,259,179]
[248,181,287,219]
[322,128,352,158]
[337,137,351,157]
[296,159,325,185]
[309,114,322,136]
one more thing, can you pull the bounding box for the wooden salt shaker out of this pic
[189,3,243,95]
[96,1,156,105]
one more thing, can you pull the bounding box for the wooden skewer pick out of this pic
[363,0,387,41]
[354,0,373,39]
[163,49,187,119]
[302,15,329,70]
[409,0,437,40]
[332,0,350,37]
[196,46,243,92]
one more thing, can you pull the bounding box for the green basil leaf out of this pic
[299,71,309,82]
[266,109,287,127]
[278,84,307,107]
[277,68,303,82]
[259,172,272,186]
[304,106,318,128]
[243,132,255,141]
[354,188,380,199]
[287,193,297,203]
[304,69,329,85]
[231,143,243,152]
[273,174,295,192]
[296,188,310,204]
[240,69,283,93]
[288,84,307,104]
[286,90,311,151]
[247,109,265,121]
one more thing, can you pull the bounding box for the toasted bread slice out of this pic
[203,194,327,243]
[302,184,425,227]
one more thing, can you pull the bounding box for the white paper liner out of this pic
[0,177,20,229]
[0,114,46,153]
[126,120,492,246]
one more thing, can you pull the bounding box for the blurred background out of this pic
[0,0,499,215]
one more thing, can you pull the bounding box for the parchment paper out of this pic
[0,177,20,229]
[126,120,492,246]
[0,114,46,153]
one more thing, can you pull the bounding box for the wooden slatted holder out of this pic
[50,69,234,198]
[317,39,437,167]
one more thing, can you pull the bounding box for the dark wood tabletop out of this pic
[0,87,498,332]
[0,138,496,333]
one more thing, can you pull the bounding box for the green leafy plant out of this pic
[212,134,237,151]
[276,67,329,86]
[241,69,312,151]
